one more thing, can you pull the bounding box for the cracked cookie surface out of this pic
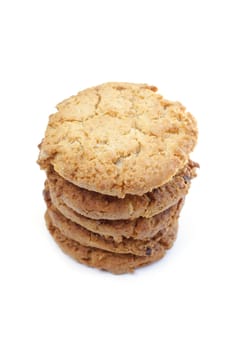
[38,82,198,197]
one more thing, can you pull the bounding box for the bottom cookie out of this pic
[45,213,178,274]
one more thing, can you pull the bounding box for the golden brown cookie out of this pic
[45,195,180,257]
[47,160,198,220]
[45,212,178,274]
[38,82,198,198]
[45,183,183,242]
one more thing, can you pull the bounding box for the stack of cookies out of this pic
[38,82,198,274]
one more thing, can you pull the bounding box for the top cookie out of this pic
[38,82,197,198]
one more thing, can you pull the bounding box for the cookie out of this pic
[45,212,178,274]
[38,82,198,197]
[45,183,183,242]
[45,195,179,257]
[47,159,198,220]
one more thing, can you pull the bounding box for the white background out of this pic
[0,1,232,349]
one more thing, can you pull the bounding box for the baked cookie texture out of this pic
[45,213,178,274]
[45,190,183,256]
[46,187,183,242]
[38,82,198,198]
[46,159,198,220]
[38,82,198,274]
